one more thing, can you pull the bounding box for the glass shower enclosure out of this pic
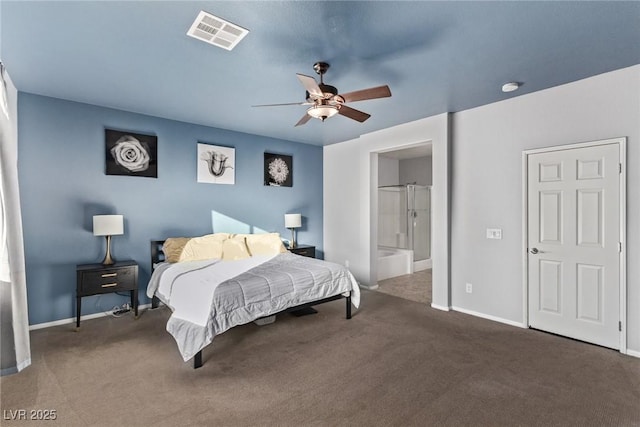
[378,184,431,263]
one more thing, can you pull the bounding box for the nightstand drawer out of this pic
[80,267,136,294]
[289,245,315,258]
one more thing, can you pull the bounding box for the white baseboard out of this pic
[430,303,450,312]
[29,304,153,331]
[414,259,432,271]
[451,305,527,329]
[625,349,640,359]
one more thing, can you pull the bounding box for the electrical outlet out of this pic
[466,283,473,293]
[486,228,503,239]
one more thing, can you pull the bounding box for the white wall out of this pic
[378,156,399,186]
[451,65,640,353]
[324,113,450,309]
[400,155,432,186]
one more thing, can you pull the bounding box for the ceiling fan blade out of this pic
[252,102,312,107]
[294,113,312,127]
[339,85,392,103]
[296,73,323,98]
[338,105,371,122]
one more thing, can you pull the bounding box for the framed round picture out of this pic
[264,152,292,187]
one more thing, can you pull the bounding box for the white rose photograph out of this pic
[105,129,157,178]
[197,143,235,185]
[264,152,292,187]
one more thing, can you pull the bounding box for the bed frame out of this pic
[149,240,352,369]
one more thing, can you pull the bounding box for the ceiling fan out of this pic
[253,62,392,127]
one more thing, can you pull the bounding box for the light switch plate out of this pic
[486,228,502,239]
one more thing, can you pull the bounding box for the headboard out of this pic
[150,240,166,271]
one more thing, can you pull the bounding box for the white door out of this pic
[527,142,621,349]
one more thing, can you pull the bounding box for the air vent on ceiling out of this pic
[187,10,249,51]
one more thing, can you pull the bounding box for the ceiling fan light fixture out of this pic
[307,104,339,121]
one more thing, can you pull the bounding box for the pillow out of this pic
[163,233,230,263]
[180,235,225,261]
[244,233,288,256]
[162,237,191,263]
[222,237,251,261]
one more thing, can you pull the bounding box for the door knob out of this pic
[530,248,539,254]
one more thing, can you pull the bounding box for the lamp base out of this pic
[101,235,115,265]
[289,228,296,249]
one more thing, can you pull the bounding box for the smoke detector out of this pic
[501,82,520,93]
[187,11,249,51]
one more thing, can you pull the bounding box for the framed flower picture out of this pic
[197,143,235,185]
[264,152,292,187]
[105,129,157,178]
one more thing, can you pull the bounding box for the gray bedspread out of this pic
[160,253,360,361]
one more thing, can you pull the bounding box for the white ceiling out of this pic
[1,1,638,146]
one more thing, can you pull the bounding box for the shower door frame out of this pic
[406,184,431,263]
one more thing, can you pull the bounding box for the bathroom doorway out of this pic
[375,143,433,304]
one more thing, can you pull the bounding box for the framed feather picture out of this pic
[197,143,235,185]
[264,153,292,187]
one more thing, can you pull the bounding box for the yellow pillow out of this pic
[207,233,231,241]
[222,237,251,261]
[162,237,191,263]
[163,233,230,262]
[245,233,287,256]
[180,235,224,261]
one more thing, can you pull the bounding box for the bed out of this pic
[147,235,360,369]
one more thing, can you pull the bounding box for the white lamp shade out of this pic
[284,213,302,228]
[93,215,124,236]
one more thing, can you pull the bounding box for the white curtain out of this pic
[0,62,31,375]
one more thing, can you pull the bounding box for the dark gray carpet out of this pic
[1,290,639,426]
[376,269,432,305]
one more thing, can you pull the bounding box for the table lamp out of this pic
[93,215,124,265]
[284,213,302,248]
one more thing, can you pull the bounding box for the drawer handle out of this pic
[101,273,117,278]
[101,283,118,288]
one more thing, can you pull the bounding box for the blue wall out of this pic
[18,93,323,325]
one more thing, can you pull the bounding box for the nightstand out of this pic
[76,260,139,328]
[288,245,315,258]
